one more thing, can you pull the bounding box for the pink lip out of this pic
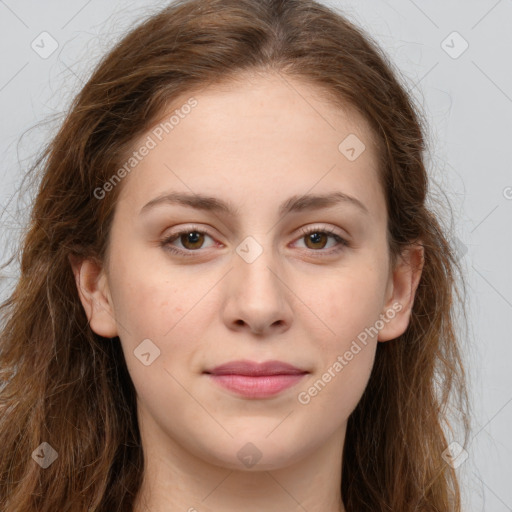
[204,360,309,399]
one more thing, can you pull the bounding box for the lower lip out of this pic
[206,373,307,398]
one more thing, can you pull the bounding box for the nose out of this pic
[221,244,293,337]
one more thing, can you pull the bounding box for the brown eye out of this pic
[293,226,349,257]
[179,231,205,250]
[161,226,217,257]
[304,231,329,250]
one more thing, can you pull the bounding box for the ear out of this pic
[378,243,424,342]
[68,254,118,338]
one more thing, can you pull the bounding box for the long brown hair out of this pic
[0,0,470,510]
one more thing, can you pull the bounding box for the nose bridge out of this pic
[223,232,292,334]
[234,233,281,299]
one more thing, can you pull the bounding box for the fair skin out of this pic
[71,72,423,512]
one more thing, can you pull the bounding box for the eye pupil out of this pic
[182,231,204,249]
[306,232,327,249]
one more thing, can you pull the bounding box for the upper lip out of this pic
[204,360,308,376]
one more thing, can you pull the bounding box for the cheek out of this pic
[307,265,388,348]
[297,280,381,423]
[294,266,384,408]
[108,255,216,385]
[108,249,197,338]
[110,268,203,410]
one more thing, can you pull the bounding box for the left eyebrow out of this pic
[139,191,370,217]
[278,191,370,217]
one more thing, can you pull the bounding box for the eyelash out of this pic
[160,224,349,258]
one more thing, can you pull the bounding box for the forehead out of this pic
[161,72,378,154]
[114,72,385,220]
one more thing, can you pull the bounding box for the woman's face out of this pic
[75,72,421,472]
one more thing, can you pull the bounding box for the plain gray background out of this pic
[0,0,511,510]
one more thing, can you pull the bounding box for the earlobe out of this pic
[378,243,424,342]
[68,254,119,338]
